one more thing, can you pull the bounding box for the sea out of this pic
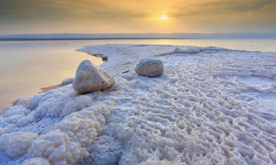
[0,39,276,112]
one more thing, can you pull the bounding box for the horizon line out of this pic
[1,33,276,40]
[1,32,276,35]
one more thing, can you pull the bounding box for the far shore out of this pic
[0,38,180,41]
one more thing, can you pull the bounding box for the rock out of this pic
[73,60,115,94]
[135,58,164,77]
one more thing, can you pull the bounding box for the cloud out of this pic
[170,0,276,18]
[208,0,275,12]
[1,0,275,21]
[0,0,275,33]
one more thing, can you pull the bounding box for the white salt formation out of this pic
[62,95,93,117]
[0,132,37,157]
[27,130,88,164]
[12,97,29,106]
[62,77,75,85]
[135,58,164,77]
[22,157,50,165]
[0,44,276,164]
[73,60,115,94]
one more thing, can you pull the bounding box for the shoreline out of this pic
[86,52,108,62]
[1,44,276,164]
[0,51,104,115]
[0,84,68,116]
[0,38,181,41]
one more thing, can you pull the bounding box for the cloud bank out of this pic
[0,0,275,34]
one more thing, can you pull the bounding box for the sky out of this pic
[0,0,276,34]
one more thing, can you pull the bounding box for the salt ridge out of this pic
[0,44,276,165]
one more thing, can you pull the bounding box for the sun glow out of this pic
[159,15,168,20]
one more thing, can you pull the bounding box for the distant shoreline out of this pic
[0,38,185,41]
[2,33,276,41]
[2,38,276,41]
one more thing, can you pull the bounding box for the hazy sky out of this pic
[0,0,276,34]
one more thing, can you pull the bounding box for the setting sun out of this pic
[159,15,168,20]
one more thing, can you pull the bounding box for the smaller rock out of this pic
[73,60,115,94]
[135,58,164,77]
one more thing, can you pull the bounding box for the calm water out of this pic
[0,39,276,112]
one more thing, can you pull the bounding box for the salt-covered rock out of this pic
[138,160,179,165]
[27,130,89,164]
[0,132,38,157]
[22,157,50,165]
[0,127,9,136]
[73,60,115,94]
[17,115,35,127]
[56,114,100,147]
[62,95,92,117]
[135,58,164,77]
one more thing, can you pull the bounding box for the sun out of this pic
[159,15,168,20]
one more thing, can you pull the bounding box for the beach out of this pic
[0,40,104,113]
[2,0,276,163]
[0,44,276,164]
[1,39,276,113]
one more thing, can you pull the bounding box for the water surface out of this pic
[0,40,103,111]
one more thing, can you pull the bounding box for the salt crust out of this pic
[22,157,50,165]
[0,132,37,157]
[12,97,29,106]
[62,95,93,117]
[0,44,276,164]
[62,77,75,85]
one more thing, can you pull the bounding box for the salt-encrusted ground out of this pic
[1,44,276,165]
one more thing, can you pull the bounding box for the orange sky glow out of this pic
[0,0,276,34]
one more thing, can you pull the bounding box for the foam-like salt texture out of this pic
[0,132,37,157]
[22,157,50,165]
[62,77,75,85]
[0,44,276,164]
[27,129,89,164]
[62,95,93,117]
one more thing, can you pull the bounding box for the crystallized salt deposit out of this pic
[62,95,93,117]
[1,44,276,164]
[22,157,50,165]
[12,97,29,106]
[27,129,88,164]
[0,132,37,157]
[62,77,75,85]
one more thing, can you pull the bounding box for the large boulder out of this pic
[73,60,115,94]
[135,58,164,77]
